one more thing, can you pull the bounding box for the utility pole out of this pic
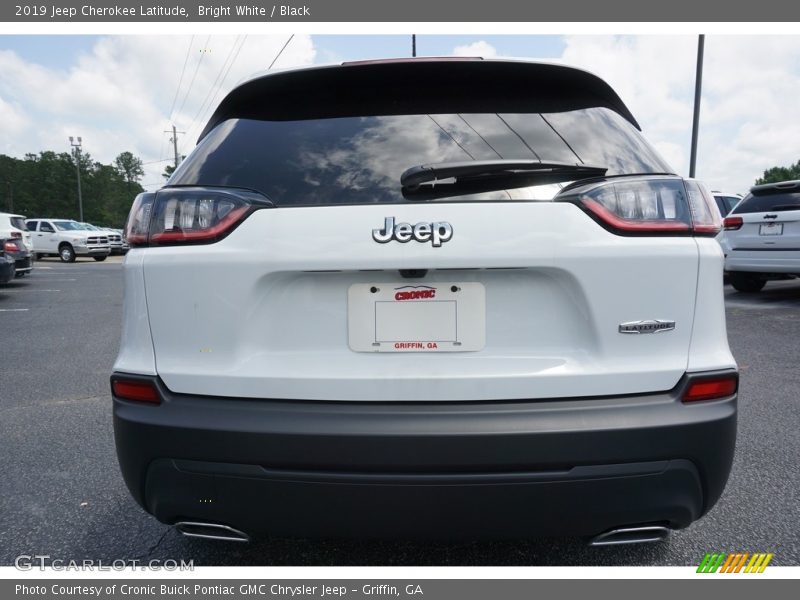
[412,34,416,57]
[689,34,705,179]
[69,136,84,222]
[165,124,186,170]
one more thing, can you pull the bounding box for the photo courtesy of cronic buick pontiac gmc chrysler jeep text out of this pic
[111,58,738,546]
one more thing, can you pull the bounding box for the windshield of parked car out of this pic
[53,221,84,231]
[170,108,673,206]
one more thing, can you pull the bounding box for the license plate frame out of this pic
[759,222,783,236]
[348,282,485,352]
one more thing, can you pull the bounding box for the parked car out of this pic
[0,241,15,284]
[112,58,737,545]
[722,180,800,292]
[0,212,33,252]
[712,192,742,217]
[25,219,111,262]
[3,238,33,277]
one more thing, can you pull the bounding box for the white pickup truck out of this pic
[25,218,111,262]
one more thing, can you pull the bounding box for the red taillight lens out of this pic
[559,176,723,236]
[723,216,743,230]
[112,379,161,404]
[123,188,269,247]
[682,374,738,403]
[3,240,20,252]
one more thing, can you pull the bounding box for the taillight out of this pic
[124,192,155,247]
[123,188,270,247]
[10,231,22,239]
[682,373,738,403]
[557,176,723,236]
[3,240,20,252]
[723,216,743,230]
[112,378,161,404]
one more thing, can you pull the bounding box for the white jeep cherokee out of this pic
[112,59,737,545]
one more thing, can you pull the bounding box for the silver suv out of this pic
[722,180,800,292]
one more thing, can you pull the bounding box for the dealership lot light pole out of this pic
[689,35,705,178]
[69,136,84,222]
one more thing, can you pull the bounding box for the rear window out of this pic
[10,217,26,230]
[26,221,38,231]
[169,107,672,206]
[733,191,800,214]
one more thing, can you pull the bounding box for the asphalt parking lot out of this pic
[1,259,798,566]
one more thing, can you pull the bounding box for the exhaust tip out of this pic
[589,525,670,547]
[175,521,250,543]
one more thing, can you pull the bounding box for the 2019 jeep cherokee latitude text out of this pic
[112,59,737,544]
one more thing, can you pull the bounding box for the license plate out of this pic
[348,282,485,352]
[759,223,783,236]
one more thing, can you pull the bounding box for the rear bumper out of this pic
[726,250,800,274]
[112,371,737,539]
[13,256,32,273]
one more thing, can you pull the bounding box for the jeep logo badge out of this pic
[372,217,453,247]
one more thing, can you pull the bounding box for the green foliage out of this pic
[0,150,144,228]
[114,151,145,185]
[755,159,800,185]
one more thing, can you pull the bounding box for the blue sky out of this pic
[1,34,798,192]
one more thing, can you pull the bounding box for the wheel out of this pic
[729,272,766,293]
[93,256,107,262]
[14,271,26,278]
[58,244,76,263]
[34,253,43,261]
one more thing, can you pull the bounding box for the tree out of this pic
[162,155,184,180]
[0,150,144,228]
[114,151,144,185]
[755,159,800,185]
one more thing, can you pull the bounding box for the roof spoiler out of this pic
[198,59,641,142]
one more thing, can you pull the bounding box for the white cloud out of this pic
[559,35,800,194]
[0,35,316,188]
[452,41,498,58]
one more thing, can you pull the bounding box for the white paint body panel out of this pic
[116,201,735,401]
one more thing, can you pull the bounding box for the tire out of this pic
[729,272,766,293]
[34,253,43,261]
[58,244,76,263]
[93,256,107,262]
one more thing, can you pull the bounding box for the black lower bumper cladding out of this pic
[112,371,737,539]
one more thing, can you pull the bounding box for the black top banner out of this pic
[3,0,798,22]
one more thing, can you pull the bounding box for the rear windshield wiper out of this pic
[400,160,607,190]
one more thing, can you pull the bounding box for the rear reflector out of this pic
[682,375,738,403]
[112,379,161,404]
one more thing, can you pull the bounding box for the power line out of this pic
[174,34,211,120]
[167,35,195,123]
[184,35,249,142]
[268,34,294,70]
[184,35,243,136]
